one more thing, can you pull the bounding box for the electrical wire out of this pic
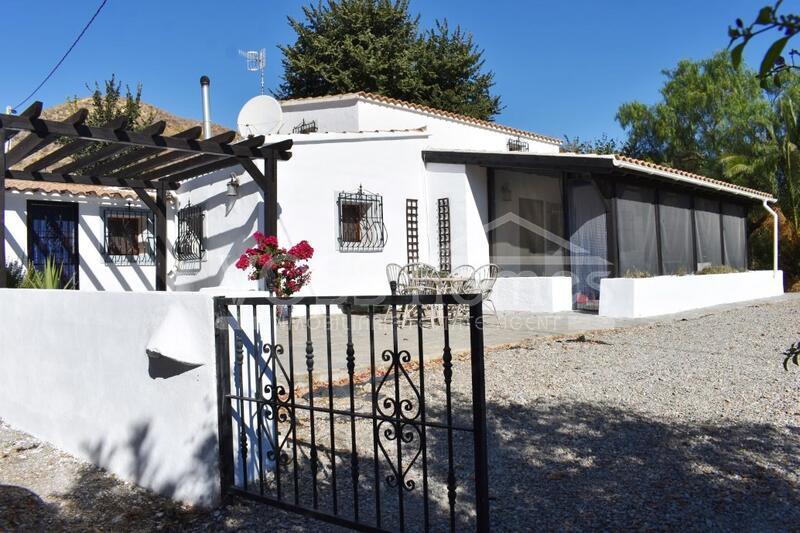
[13,0,109,110]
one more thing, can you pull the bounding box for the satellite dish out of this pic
[237,95,283,137]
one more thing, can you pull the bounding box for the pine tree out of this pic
[277,0,502,120]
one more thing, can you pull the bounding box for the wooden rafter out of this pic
[5,108,88,167]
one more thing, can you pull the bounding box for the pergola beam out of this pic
[152,136,264,183]
[89,125,203,176]
[53,120,167,174]
[5,169,178,190]
[22,116,128,172]
[0,111,290,159]
[4,108,88,167]
[112,130,236,179]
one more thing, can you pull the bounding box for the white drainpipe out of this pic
[762,199,779,277]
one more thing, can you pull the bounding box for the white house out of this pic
[3,90,783,316]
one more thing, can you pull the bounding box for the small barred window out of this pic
[336,186,387,252]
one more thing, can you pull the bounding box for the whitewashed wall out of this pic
[176,132,435,296]
[357,99,561,153]
[4,190,176,291]
[599,271,785,318]
[0,289,219,505]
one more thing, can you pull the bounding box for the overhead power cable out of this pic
[13,0,109,110]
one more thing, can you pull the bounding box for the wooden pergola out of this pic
[0,101,292,290]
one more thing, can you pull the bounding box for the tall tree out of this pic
[616,52,772,191]
[277,0,502,120]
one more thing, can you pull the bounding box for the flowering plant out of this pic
[235,232,314,297]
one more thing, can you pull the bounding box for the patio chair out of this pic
[398,262,439,327]
[448,264,476,293]
[473,263,501,325]
[386,263,403,293]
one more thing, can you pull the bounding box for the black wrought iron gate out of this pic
[214,294,490,532]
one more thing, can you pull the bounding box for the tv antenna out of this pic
[238,48,266,95]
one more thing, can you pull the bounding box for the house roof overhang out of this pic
[422,149,776,203]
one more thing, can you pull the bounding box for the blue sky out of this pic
[0,0,773,142]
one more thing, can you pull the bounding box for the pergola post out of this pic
[134,186,168,291]
[155,182,168,291]
[0,129,6,288]
[239,156,278,237]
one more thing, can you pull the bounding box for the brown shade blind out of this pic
[107,216,142,255]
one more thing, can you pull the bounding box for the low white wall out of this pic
[492,276,573,313]
[0,289,219,506]
[599,270,785,318]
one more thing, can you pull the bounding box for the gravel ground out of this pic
[2,295,800,531]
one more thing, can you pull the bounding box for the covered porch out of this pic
[423,150,782,316]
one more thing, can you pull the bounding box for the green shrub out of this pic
[20,258,75,289]
[3,261,26,288]
[697,264,742,275]
[623,269,653,278]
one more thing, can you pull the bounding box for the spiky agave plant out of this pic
[21,258,74,289]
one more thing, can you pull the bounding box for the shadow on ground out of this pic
[2,397,799,531]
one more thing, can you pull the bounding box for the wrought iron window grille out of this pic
[291,119,318,134]
[507,137,529,152]
[102,206,155,265]
[175,203,205,261]
[336,185,387,252]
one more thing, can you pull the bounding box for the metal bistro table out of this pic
[406,275,472,325]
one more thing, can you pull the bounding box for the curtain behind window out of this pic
[658,191,694,274]
[722,203,747,270]
[694,197,722,268]
[616,184,658,276]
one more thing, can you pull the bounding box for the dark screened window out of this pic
[722,203,747,270]
[616,184,659,276]
[658,191,694,275]
[694,197,722,268]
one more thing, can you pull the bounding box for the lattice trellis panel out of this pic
[438,198,451,273]
[406,199,419,263]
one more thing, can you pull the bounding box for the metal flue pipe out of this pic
[200,76,212,139]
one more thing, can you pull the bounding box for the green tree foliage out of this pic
[277,0,502,120]
[616,52,800,288]
[64,74,155,165]
[729,1,800,87]
[616,52,771,189]
[561,133,624,154]
[68,74,154,130]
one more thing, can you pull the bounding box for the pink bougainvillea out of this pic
[235,234,314,297]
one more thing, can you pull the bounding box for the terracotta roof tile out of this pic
[5,179,139,200]
[613,154,775,200]
[281,92,562,145]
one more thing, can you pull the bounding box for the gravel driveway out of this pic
[2,295,800,531]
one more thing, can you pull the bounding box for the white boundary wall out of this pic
[599,271,784,318]
[0,289,219,506]
[492,276,573,313]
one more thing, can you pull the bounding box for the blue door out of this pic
[27,201,79,288]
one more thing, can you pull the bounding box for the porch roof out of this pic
[422,149,776,203]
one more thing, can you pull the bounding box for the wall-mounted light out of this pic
[225,172,240,216]
[226,173,240,197]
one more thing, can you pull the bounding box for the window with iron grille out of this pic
[406,199,419,263]
[337,186,387,252]
[175,204,205,261]
[103,208,155,265]
[438,198,452,272]
[508,138,529,152]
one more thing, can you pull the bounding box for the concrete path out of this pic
[267,294,799,381]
